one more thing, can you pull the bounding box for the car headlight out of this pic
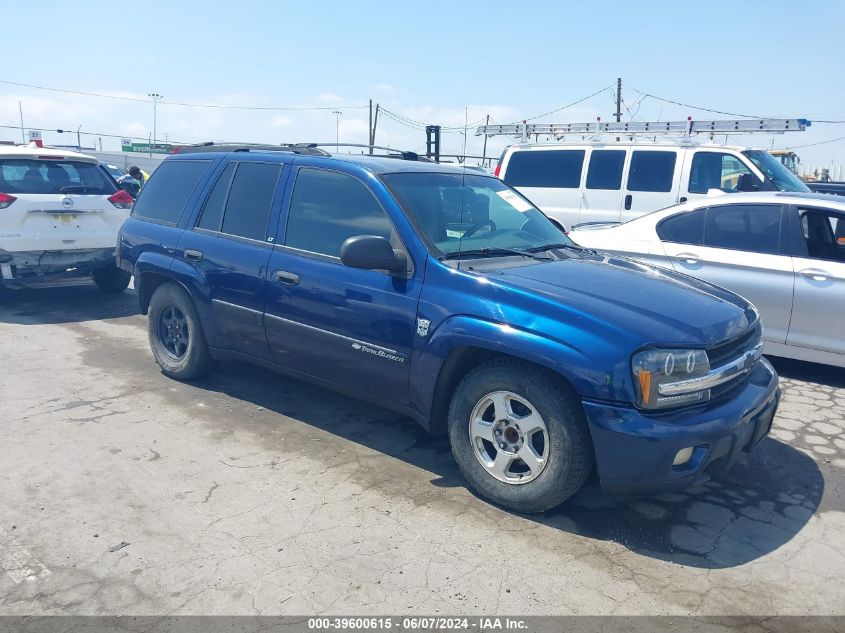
[632,348,710,410]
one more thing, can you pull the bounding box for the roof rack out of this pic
[476,118,811,141]
[171,142,331,156]
[171,141,427,161]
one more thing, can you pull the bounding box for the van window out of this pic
[132,160,212,224]
[657,210,705,245]
[627,151,676,192]
[285,168,392,257]
[219,162,283,241]
[196,163,236,231]
[704,204,782,254]
[503,150,585,188]
[586,150,625,190]
[688,152,754,193]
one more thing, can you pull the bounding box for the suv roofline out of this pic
[0,144,100,162]
[173,141,428,162]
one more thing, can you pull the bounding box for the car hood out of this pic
[486,253,756,348]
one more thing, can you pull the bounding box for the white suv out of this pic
[0,144,133,292]
[495,142,810,229]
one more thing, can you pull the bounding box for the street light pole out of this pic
[333,110,342,148]
[148,93,163,145]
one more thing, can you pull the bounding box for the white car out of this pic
[495,141,810,229]
[0,144,134,292]
[569,192,845,368]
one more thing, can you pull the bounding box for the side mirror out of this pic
[340,235,406,274]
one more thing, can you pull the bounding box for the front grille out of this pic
[706,322,762,402]
[708,323,761,368]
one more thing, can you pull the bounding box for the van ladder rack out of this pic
[476,118,811,140]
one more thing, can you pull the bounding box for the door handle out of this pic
[624,194,632,210]
[184,248,203,262]
[274,270,300,286]
[799,268,831,282]
[674,252,700,265]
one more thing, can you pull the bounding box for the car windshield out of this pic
[0,158,117,195]
[381,172,573,257]
[743,150,809,192]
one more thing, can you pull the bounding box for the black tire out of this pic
[147,282,216,380]
[448,358,593,513]
[92,266,131,294]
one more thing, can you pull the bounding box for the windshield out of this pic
[743,150,809,192]
[382,172,573,257]
[0,159,117,195]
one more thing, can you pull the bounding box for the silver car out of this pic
[569,192,845,368]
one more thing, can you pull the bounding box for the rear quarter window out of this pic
[503,150,585,188]
[132,160,212,224]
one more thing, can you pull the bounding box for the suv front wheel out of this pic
[148,282,216,380]
[448,359,593,513]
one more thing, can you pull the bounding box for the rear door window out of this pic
[132,160,212,224]
[219,162,283,241]
[0,159,116,195]
[503,150,585,188]
[657,210,705,245]
[627,151,677,192]
[586,150,626,190]
[704,204,782,254]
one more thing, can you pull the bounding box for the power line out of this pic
[515,86,615,123]
[630,87,765,119]
[0,123,195,145]
[0,79,369,111]
[788,135,845,149]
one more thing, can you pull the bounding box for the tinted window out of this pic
[132,160,211,224]
[688,152,754,194]
[657,210,705,245]
[220,162,282,241]
[704,204,781,254]
[800,208,845,262]
[0,159,116,195]
[196,162,235,231]
[627,151,676,192]
[285,169,392,257]
[586,150,625,190]
[503,150,585,188]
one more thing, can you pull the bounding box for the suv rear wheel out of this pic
[448,358,593,513]
[148,282,216,380]
[92,266,131,294]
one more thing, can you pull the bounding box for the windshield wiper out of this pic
[440,247,551,261]
[527,242,595,255]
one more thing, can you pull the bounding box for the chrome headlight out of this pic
[632,348,710,410]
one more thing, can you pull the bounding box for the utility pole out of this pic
[368,99,373,154]
[148,93,163,145]
[372,104,380,149]
[614,77,622,122]
[76,126,82,151]
[18,101,24,143]
[481,114,490,165]
[333,110,342,147]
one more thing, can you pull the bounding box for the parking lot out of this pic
[0,283,843,616]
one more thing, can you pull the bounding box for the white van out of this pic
[495,142,811,228]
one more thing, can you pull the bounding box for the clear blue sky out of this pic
[1,0,843,170]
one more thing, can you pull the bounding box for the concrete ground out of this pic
[0,284,843,616]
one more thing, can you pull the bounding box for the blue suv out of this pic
[117,145,780,512]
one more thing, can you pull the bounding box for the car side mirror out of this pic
[340,235,406,274]
[736,173,760,192]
